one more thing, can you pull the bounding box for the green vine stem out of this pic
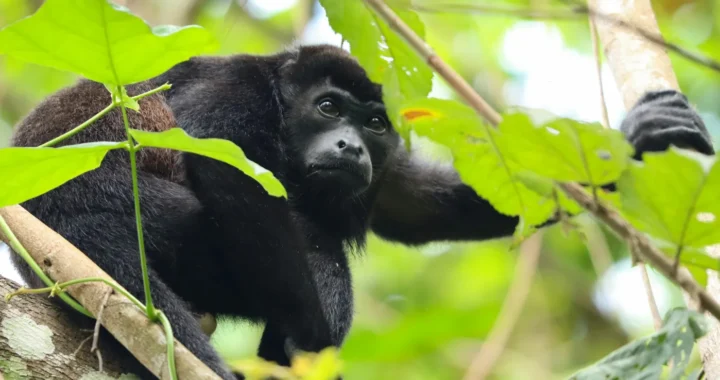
[158,311,178,380]
[39,83,171,149]
[130,82,172,102]
[0,214,93,317]
[40,103,116,148]
[5,276,145,311]
[6,275,178,380]
[117,85,157,320]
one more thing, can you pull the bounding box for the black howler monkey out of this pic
[8,44,714,379]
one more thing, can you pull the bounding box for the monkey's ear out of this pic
[277,55,300,101]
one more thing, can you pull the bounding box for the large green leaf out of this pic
[0,0,218,85]
[129,128,286,198]
[497,113,634,185]
[400,98,555,238]
[618,147,720,250]
[320,0,432,141]
[570,308,708,380]
[0,141,127,208]
[320,0,431,98]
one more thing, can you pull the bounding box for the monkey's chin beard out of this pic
[307,168,370,196]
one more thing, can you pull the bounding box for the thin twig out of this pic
[588,12,663,330]
[91,289,112,373]
[363,0,502,126]
[363,0,720,322]
[407,1,720,75]
[462,232,544,380]
[588,18,611,130]
[73,335,94,357]
[410,3,583,20]
[588,0,665,330]
[583,220,613,275]
[293,0,314,38]
[640,265,663,330]
[574,2,720,75]
[559,182,720,320]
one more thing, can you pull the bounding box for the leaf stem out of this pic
[117,85,157,321]
[157,311,178,380]
[40,103,116,148]
[131,83,172,102]
[0,213,93,318]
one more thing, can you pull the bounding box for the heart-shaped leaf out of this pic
[0,0,218,85]
[618,147,720,250]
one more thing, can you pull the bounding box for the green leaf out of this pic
[320,0,432,141]
[570,307,708,380]
[401,98,555,238]
[0,0,218,85]
[654,243,717,287]
[618,147,720,250]
[688,265,709,287]
[129,128,287,198]
[320,0,431,98]
[514,171,583,215]
[497,112,634,185]
[0,141,127,208]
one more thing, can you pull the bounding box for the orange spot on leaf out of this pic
[402,108,438,121]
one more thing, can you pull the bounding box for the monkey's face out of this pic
[285,82,399,196]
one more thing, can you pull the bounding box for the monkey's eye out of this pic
[318,100,340,118]
[365,116,387,134]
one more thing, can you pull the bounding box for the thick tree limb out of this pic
[586,0,720,376]
[0,205,222,380]
[0,277,138,379]
[586,0,679,109]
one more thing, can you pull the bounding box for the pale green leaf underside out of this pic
[0,142,126,208]
[130,128,287,198]
[618,147,720,249]
[0,0,218,85]
[497,113,633,185]
[570,308,707,380]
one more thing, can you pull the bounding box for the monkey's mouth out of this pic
[307,160,371,191]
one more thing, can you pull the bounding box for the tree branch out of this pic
[586,0,720,376]
[0,276,138,379]
[0,205,222,380]
[587,11,663,331]
[585,0,678,109]
[362,0,720,322]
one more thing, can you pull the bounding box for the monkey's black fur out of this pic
[9,44,714,379]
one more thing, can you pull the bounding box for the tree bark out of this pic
[0,277,140,380]
[587,0,720,377]
[0,205,222,380]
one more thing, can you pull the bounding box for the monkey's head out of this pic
[279,45,400,197]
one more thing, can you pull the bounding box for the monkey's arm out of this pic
[369,148,520,245]
[370,90,714,245]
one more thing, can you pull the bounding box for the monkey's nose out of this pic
[336,139,364,157]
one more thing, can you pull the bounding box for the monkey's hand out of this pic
[621,89,715,159]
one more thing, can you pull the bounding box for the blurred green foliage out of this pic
[3,0,720,378]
